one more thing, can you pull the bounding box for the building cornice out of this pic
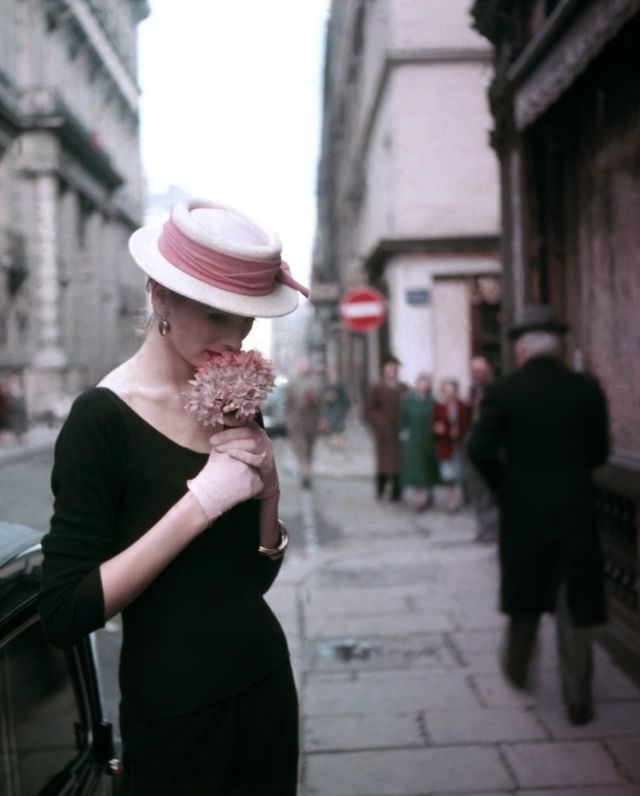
[54,0,141,111]
[364,235,500,281]
[388,47,493,67]
[507,0,640,129]
[505,0,586,87]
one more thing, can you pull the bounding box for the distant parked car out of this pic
[0,521,122,795]
[261,379,288,438]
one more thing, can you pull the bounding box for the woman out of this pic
[399,372,438,510]
[39,199,308,795]
[432,379,469,512]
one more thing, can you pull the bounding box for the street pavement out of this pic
[3,421,640,794]
[271,424,640,796]
[0,423,59,466]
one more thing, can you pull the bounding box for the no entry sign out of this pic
[339,286,386,332]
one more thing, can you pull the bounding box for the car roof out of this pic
[0,522,43,571]
[0,523,44,629]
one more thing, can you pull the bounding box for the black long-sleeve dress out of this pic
[39,387,298,795]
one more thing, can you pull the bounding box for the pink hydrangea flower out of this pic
[185,349,276,428]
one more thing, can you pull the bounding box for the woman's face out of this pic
[159,291,254,368]
[442,381,457,401]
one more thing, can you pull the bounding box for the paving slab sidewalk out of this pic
[0,424,59,466]
[268,432,640,796]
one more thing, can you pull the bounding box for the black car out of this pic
[0,521,122,795]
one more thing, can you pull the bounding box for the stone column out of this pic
[33,173,65,366]
[57,187,76,363]
[28,172,67,418]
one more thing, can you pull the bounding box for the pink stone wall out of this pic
[391,62,499,238]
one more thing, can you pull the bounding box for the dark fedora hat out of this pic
[508,304,569,340]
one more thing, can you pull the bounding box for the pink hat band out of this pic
[157,217,309,299]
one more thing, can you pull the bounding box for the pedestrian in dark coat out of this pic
[365,356,407,501]
[467,304,610,726]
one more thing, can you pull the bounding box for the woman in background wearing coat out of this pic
[432,379,469,512]
[399,373,439,511]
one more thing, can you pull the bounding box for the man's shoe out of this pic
[501,650,530,690]
[503,663,528,690]
[567,703,594,726]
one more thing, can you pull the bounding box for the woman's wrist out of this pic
[256,464,279,500]
[258,520,289,560]
[181,491,214,534]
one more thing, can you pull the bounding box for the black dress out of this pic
[39,388,298,794]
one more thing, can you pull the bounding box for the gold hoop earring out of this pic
[158,317,170,336]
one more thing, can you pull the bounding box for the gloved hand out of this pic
[187,449,264,522]
[208,419,279,500]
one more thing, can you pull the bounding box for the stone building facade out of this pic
[0,0,149,419]
[312,0,500,403]
[471,0,640,662]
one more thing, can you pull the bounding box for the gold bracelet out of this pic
[258,521,289,560]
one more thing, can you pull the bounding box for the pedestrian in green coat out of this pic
[400,373,439,510]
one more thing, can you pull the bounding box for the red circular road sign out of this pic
[339,286,386,332]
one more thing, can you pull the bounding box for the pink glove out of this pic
[187,450,264,522]
[209,420,280,501]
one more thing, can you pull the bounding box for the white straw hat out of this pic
[129,198,307,317]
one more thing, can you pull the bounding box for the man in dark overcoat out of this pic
[365,355,407,501]
[467,305,609,726]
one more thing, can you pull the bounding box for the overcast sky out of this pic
[137,0,330,352]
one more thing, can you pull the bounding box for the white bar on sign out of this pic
[341,301,384,319]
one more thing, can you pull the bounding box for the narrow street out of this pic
[271,427,640,795]
[2,428,640,794]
